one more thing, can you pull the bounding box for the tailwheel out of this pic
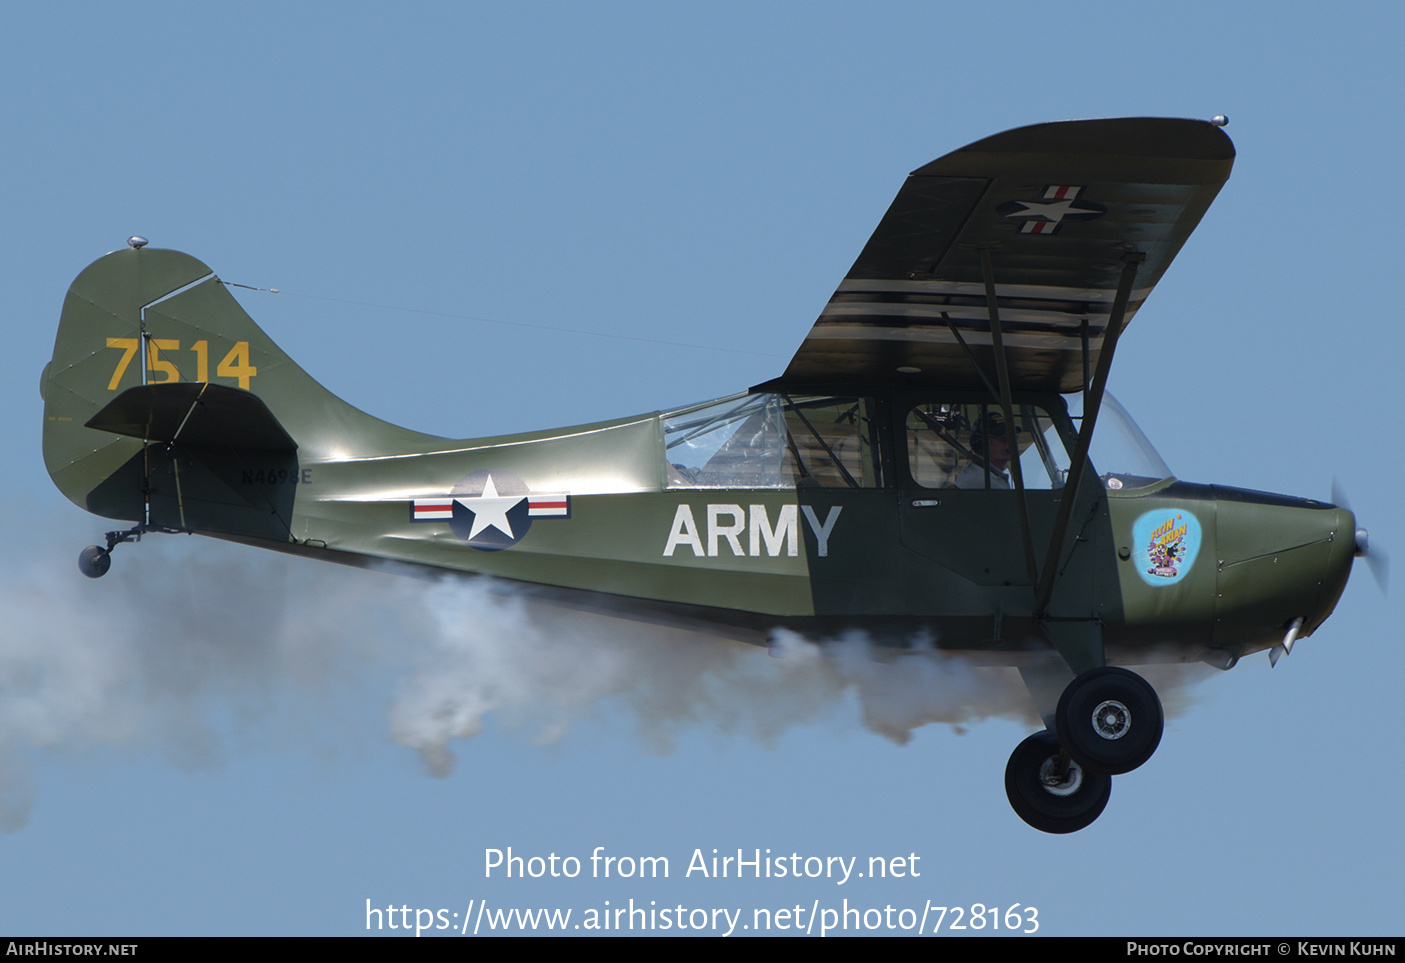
[1055,666,1163,775]
[78,545,111,579]
[1005,730,1111,834]
[77,524,147,579]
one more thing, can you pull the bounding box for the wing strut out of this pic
[979,248,1041,590]
[1080,319,1091,402]
[1034,252,1145,614]
[941,312,1001,402]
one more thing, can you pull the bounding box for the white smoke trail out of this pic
[0,506,395,828]
[0,503,1212,827]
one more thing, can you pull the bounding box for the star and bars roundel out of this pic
[995,185,1107,235]
[411,470,569,551]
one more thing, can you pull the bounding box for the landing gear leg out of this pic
[77,525,144,579]
[1055,666,1163,775]
[1005,730,1111,834]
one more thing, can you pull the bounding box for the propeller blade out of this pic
[1367,546,1390,594]
[1331,477,1350,512]
[1332,478,1388,596]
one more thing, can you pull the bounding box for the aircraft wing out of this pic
[766,117,1234,392]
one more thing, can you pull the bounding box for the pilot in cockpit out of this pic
[954,414,1018,490]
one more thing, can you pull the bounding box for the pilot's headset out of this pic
[968,412,1011,455]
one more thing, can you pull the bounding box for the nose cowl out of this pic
[1212,492,1352,653]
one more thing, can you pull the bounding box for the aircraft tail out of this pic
[41,245,438,540]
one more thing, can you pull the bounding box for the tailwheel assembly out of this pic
[77,525,146,579]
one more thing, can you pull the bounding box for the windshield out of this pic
[1067,392,1173,490]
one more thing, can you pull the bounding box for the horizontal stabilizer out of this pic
[85,382,297,452]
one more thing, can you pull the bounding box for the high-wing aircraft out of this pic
[41,117,1375,833]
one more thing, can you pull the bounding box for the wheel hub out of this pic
[1091,700,1130,740]
[1038,756,1083,797]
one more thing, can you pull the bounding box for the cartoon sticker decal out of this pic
[1130,509,1202,586]
[411,469,569,552]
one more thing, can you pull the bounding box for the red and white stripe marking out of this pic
[413,500,455,520]
[1042,185,1083,199]
[527,496,569,517]
[413,494,571,520]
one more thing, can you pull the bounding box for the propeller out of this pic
[1332,478,1389,594]
[1270,482,1384,667]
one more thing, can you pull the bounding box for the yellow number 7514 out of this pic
[106,338,257,391]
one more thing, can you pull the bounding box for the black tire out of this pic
[78,545,111,579]
[1005,730,1111,834]
[1055,666,1163,775]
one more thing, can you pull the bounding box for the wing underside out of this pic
[766,118,1235,392]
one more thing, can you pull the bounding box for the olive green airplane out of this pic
[41,117,1380,833]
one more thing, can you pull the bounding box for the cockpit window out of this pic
[662,393,883,489]
[1069,392,1173,490]
[906,402,1071,490]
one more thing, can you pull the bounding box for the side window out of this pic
[664,394,788,488]
[663,394,884,489]
[906,403,1070,490]
[783,396,884,489]
[906,403,968,489]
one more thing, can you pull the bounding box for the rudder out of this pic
[41,245,438,538]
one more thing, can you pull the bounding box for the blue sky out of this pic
[2,2,1401,936]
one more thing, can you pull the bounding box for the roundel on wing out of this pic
[449,470,534,551]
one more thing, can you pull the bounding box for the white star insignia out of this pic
[1005,199,1085,222]
[461,474,525,539]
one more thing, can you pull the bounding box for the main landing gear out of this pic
[1004,730,1110,834]
[1055,666,1163,775]
[1005,666,1164,833]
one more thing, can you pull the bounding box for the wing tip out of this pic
[912,117,1235,176]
